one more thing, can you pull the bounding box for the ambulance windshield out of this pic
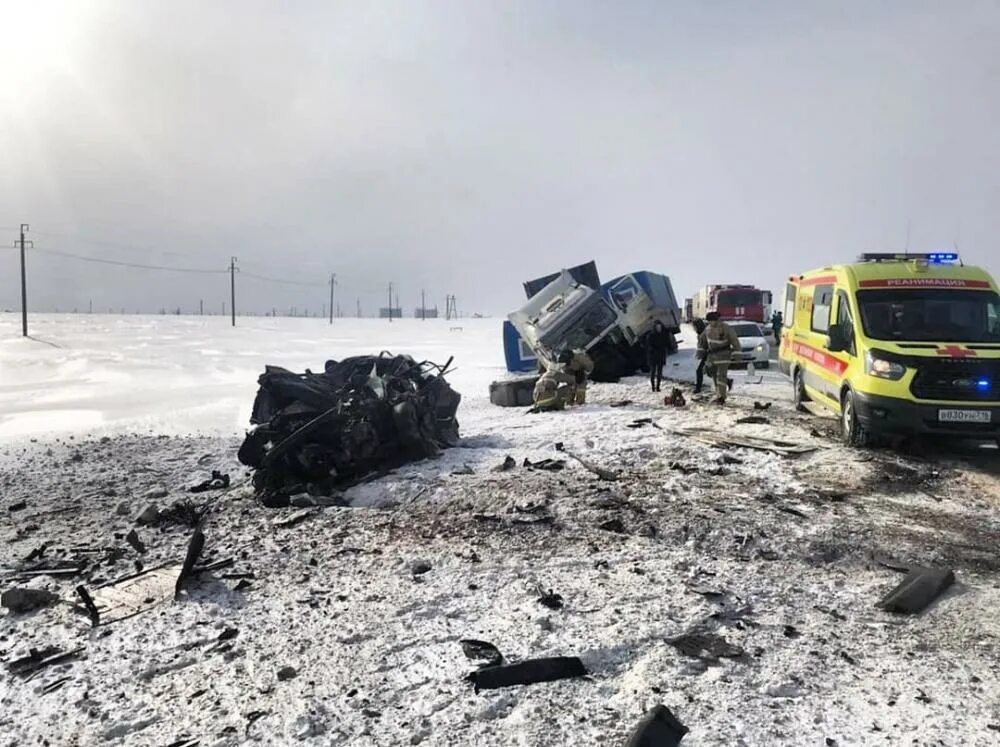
[857,289,1000,343]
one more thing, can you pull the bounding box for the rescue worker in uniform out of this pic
[697,312,740,404]
[645,321,672,392]
[532,362,575,411]
[692,318,707,394]
[564,348,594,405]
[771,311,783,352]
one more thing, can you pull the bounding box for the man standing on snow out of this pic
[645,320,672,392]
[697,312,740,404]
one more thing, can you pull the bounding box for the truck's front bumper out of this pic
[853,391,1000,438]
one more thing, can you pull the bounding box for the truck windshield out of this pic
[857,289,1000,343]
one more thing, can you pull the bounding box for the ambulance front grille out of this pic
[910,359,1000,402]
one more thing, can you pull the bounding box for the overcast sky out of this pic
[2,0,998,317]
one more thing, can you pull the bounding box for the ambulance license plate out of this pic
[938,409,991,424]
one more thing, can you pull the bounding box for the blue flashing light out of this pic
[927,252,959,264]
[976,378,991,392]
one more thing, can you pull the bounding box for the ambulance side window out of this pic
[783,284,796,327]
[810,285,833,333]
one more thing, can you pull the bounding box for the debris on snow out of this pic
[879,567,956,614]
[625,704,689,747]
[237,354,460,505]
[467,656,588,692]
[459,639,504,668]
[493,455,517,472]
[125,528,146,555]
[7,645,84,678]
[1,586,60,614]
[667,630,745,662]
[536,589,564,610]
[189,470,231,493]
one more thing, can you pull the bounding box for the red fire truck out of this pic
[691,284,772,323]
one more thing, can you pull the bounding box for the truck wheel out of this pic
[793,369,809,412]
[840,389,871,447]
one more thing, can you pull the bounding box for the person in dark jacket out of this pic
[692,318,707,393]
[645,321,672,392]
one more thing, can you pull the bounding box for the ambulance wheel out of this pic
[793,369,809,412]
[840,389,871,448]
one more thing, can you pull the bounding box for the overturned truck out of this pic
[238,354,461,505]
[503,261,683,382]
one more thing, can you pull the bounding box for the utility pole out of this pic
[229,256,238,327]
[14,224,32,336]
[356,298,361,318]
[421,289,426,320]
[329,273,336,325]
[388,282,393,322]
[199,299,204,316]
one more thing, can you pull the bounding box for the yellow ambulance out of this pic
[777,253,1000,446]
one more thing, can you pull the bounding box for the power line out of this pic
[240,270,326,287]
[30,246,227,274]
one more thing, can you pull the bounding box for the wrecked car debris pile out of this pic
[238,353,461,506]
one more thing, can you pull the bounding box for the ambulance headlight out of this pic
[865,352,905,381]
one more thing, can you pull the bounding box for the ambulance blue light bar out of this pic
[927,252,959,264]
[859,252,960,264]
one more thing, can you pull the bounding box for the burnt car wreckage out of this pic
[238,353,461,505]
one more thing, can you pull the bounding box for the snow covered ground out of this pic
[1,314,999,746]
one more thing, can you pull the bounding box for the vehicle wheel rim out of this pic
[843,398,852,433]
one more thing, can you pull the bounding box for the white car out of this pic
[727,321,771,368]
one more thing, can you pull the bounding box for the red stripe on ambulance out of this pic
[792,341,849,375]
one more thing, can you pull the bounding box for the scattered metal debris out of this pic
[8,646,84,679]
[190,470,231,493]
[879,567,955,614]
[460,639,504,668]
[523,458,565,471]
[238,354,460,505]
[125,529,146,555]
[467,656,587,692]
[675,428,818,456]
[493,456,517,473]
[625,704,689,747]
[667,630,744,662]
[1,587,60,613]
[537,590,564,610]
[735,415,769,425]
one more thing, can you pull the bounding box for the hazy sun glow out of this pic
[0,1,88,101]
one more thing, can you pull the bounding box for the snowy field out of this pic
[1,313,999,746]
